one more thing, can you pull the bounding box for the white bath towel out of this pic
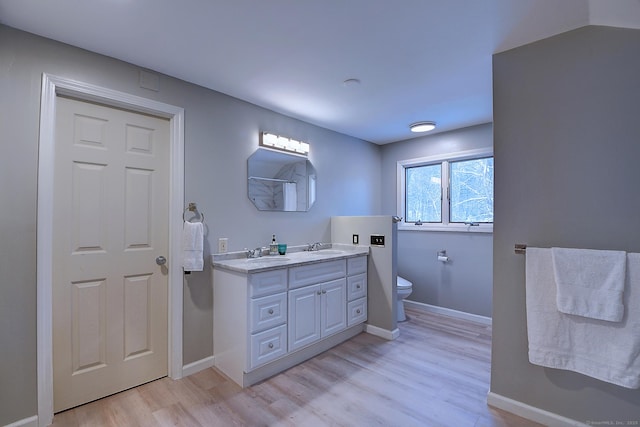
[551,247,626,322]
[181,221,203,272]
[525,248,640,388]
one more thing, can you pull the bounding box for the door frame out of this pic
[36,73,185,426]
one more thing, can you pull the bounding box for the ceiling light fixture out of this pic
[410,121,436,133]
[260,132,310,156]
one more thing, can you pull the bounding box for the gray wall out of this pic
[492,26,640,422]
[0,25,381,425]
[380,124,494,317]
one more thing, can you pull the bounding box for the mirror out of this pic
[248,148,317,211]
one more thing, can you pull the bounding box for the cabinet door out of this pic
[289,260,346,289]
[249,324,287,369]
[249,269,287,298]
[249,292,287,334]
[288,284,321,351]
[347,273,367,301]
[321,278,347,337]
[347,256,367,276]
[347,297,367,326]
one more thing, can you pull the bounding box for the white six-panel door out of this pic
[52,97,170,412]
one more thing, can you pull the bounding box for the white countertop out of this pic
[211,244,369,273]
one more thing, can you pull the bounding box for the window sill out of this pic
[398,224,493,234]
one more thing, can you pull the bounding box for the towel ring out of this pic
[183,202,205,223]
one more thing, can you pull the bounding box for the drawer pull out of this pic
[268,343,274,349]
[268,309,274,315]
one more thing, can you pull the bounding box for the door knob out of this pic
[156,256,167,266]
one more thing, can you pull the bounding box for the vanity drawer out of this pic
[347,273,367,301]
[249,292,287,333]
[249,324,287,369]
[289,259,346,289]
[347,297,367,326]
[347,256,367,276]
[249,268,287,298]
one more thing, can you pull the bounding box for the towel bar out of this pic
[183,202,205,223]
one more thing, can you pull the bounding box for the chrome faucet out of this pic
[246,247,263,258]
[307,242,323,251]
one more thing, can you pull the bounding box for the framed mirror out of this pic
[248,148,316,211]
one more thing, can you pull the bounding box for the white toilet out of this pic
[397,276,413,322]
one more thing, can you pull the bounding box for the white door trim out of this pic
[37,73,185,427]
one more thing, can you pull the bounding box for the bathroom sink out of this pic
[247,257,290,263]
[314,250,345,255]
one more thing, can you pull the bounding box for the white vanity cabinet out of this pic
[213,252,368,388]
[288,259,347,351]
[248,270,288,368]
[346,256,368,326]
[288,278,347,351]
[213,267,288,387]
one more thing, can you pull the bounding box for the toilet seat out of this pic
[397,276,412,290]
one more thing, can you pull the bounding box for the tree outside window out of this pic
[403,155,493,228]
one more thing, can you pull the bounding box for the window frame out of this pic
[397,147,493,233]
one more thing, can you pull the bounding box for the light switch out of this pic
[218,238,228,253]
[370,235,385,247]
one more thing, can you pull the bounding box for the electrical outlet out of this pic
[370,234,385,247]
[352,234,359,244]
[218,238,228,253]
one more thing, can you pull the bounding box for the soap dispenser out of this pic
[269,234,278,255]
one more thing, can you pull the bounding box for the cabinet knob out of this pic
[268,343,274,349]
[268,309,274,315]
[322,290,327,294]
[356,285,361,289]
[356,309,361,314]
[317,291,322,295]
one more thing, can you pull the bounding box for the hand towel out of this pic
[551,247,626,322]
[525,248,640,389]
[182,221,203,272]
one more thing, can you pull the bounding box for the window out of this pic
[405,163,441,223]
[449,157,494,223]
[398,148,493,232]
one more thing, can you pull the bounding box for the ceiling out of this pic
[1,0,639,144]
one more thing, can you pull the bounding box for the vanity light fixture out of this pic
[409,121,436,133]
[260,132,310,156]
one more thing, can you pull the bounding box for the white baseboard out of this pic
[487,392,587,427]
[3,415,38,427]
[404,300,492,326]
[365,324,400,340]
[182,355,215,377]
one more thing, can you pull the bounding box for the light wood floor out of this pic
[52,307,541,427]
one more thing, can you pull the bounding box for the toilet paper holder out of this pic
[437,250,450,262]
